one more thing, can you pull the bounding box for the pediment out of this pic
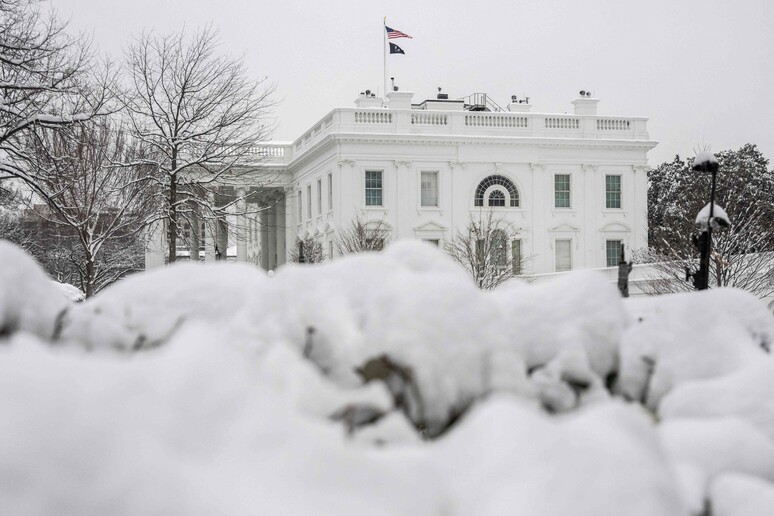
[413,220,448,232]
[600,222,631,232]
[549,223,580,233]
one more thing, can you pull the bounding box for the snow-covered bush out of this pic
[0,241,71,339]
[2,240,774,514]
[617,288,774,409]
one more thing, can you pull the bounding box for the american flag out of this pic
[385,26,412,39]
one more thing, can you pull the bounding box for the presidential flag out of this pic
[389,43,405,55]
[385,26,412,39]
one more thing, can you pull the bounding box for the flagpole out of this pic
[383,16,387,102]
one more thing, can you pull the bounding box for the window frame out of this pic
[605,174,622,209]
[474,175,520,208]
[306,184,312,219]
[554,174,571,209]
[420,170,439,208]
[606,239,622,267]
[364,170,383,207]
[317,178,322,216]
[327,173,333,212]
[512,239,522,275]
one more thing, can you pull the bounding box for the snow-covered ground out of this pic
[2,239,773,516]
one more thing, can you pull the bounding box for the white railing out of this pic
[465,114,528,128]
[354,111,393,124]
[271,108,649,164]
[411,112,448,125]
[245,143,293,163]
[545,117,580,129]
[597,118,632,131]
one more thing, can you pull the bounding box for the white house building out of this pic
[145,89,657,275]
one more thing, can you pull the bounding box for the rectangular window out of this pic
[420,171,439,207]
[555,174,571,208]
[306,185,312,219]
[606,175,621,209]
[317,179,322,215]
[297,189,302,221]
[423,239,440,247]
[555,239,572,272]
[327,173,333,211]
[606,240,622,267]
[365,170,383,206]
[512,239,522,275]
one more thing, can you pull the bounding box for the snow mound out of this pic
[617,288,773,408]
[53,281,85,302]
[0,331,438,516]
[0,241,70,339]
[436,398,688,516]
[271,245,518,435]
[59,262,271,350]
[709,473,774,516]
[660,362,774,441]
[659,417,774,511]
[490,269,628,378]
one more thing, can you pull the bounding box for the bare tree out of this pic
[0,0,102,179]
[289,235,325,263]
[335,216,390,254]
[0,183,36,250]
[121,25,275,263]
[18,115,155,297]
[445,211,524,290]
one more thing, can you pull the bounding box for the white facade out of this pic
[147,90,656,274]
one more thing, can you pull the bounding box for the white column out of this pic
[236,187,247,262]
[277,191,287,267]
[530,163,545,274]
[268,202,277,270]
[260,207,270,270]
[144,220,166,269]
[205,191,216,262]
[282,187,298,263]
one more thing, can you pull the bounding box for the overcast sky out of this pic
[51,0,774,167]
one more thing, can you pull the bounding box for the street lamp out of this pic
[687,152,725,290]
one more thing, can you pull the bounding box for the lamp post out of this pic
[298,240,305,264]
[690,153,720,291]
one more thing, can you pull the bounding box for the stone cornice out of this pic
[393,160,413,168]
[632,164,650,174]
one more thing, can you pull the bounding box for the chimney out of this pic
[571,91,599,116]
[354,90,383,108]
[386,90,414,110]
[507,96,532,113]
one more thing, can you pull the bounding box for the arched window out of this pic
[474,175,520,207]
[488,190,505,207]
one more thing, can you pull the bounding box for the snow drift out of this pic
[1,239,774,515]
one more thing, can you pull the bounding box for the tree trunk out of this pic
[167,176,177,263]
[85,256,95,298]
[168,148,178,264]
